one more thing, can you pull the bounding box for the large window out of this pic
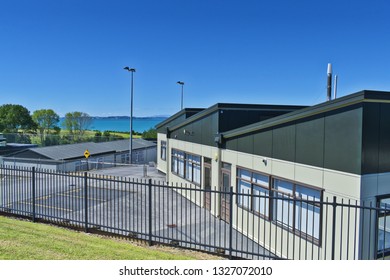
[236,169,322,242]
[273,178,321,241]
[171,149,184,177]
[237,168,270,218]
[160,141,167,161]
[171,149,201,185]
[185,154,201,185]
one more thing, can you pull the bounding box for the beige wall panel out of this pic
[323,170,361,199]
[294,164,324,188]
[253,156,272,175]
[201,145,214,158]
[222,149,238,164]
[236,152,254,170]
[157,133,167,174]
[184,141,195,154]
[271,159,295,181]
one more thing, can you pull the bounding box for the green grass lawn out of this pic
[0,216,218,260]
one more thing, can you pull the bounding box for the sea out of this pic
[60,117,167,133]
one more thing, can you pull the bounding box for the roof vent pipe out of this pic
[333,74,338,99]
[327,63,332,101]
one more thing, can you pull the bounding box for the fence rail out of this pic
[0,165,389,260]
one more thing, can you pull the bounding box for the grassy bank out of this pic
[0,216,220,260]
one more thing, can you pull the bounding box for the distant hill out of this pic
[92,116,169,120]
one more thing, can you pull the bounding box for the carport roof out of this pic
[5,139,156,161]
[27,142,115,160]
[96,138,156,152]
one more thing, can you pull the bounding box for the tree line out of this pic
[0,104,157,146]
[0,104,116,146]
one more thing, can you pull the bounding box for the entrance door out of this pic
[220,163,231,223]
[204,158,212,211]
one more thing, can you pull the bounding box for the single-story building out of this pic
[156,90,390,259]
[1,138,157,172]
[0,133,38,156]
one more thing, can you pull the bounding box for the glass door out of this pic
[203,158,212,211]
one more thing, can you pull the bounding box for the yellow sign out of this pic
[84,149,90,159]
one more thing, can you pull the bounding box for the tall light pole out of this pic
[124,67,136,164]
[177,81,184,110]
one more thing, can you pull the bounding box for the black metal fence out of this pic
[0,165,389,260]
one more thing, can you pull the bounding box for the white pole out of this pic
[333,75,338,99]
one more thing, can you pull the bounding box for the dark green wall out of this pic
[362,102,390,174]
[361,103,380,174]
[378,103,390,173]
[164,107,302,146]
[225,105,363,175]
[295,115,325,167]
[157,114,187,134]
[170,112,218,146]
[168,108,296,147]
[219,109,298,133]
[323,106,362,174]
[157,111,201,134]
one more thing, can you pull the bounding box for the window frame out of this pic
[236,166,271,220]
[160,141,167,161]
[271,176,323,245]
[376,195,390,258]
[171,148,201,186]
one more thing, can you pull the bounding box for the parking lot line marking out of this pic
[88,186,137,194]
[36,195,50,201]
[22,202,72,212]
[63,188,82,194]
[58,193,106,202]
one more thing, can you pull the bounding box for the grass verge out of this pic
[0,216,222,260]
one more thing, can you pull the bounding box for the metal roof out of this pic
[6,139,156,161]
[168,103,307,132]
[222,90,390,139]
[96,138,156,152]
[27,142,114,160]
[155,108,204,129]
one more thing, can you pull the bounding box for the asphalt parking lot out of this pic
[1,164,273,259]
[88,164,166,181]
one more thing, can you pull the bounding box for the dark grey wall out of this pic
[362,102,390,174]
[157,114,188,134]
[218,108,301,133]
[225,104,363,175]
[157,110,201,134]
[168,108,302,147]
[170,112,219,147]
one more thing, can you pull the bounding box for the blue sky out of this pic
[1,0,390,117]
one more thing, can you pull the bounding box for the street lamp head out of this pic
[177,81,184,85]
[124,67,136,72]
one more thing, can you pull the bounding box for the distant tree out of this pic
[93,131,103,142]
[142,128,157,139]
[0,104,36,132]
[52,126,61,135]
[64,111,92,139]
[32,109,60,143]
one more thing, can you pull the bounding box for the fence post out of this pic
[331,196,337,260]
[84,172,88,233]
[229,186,234,260]
[32,167,36,222]
[148,178,153,246]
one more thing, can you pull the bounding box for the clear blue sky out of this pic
[1,0,390,117]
